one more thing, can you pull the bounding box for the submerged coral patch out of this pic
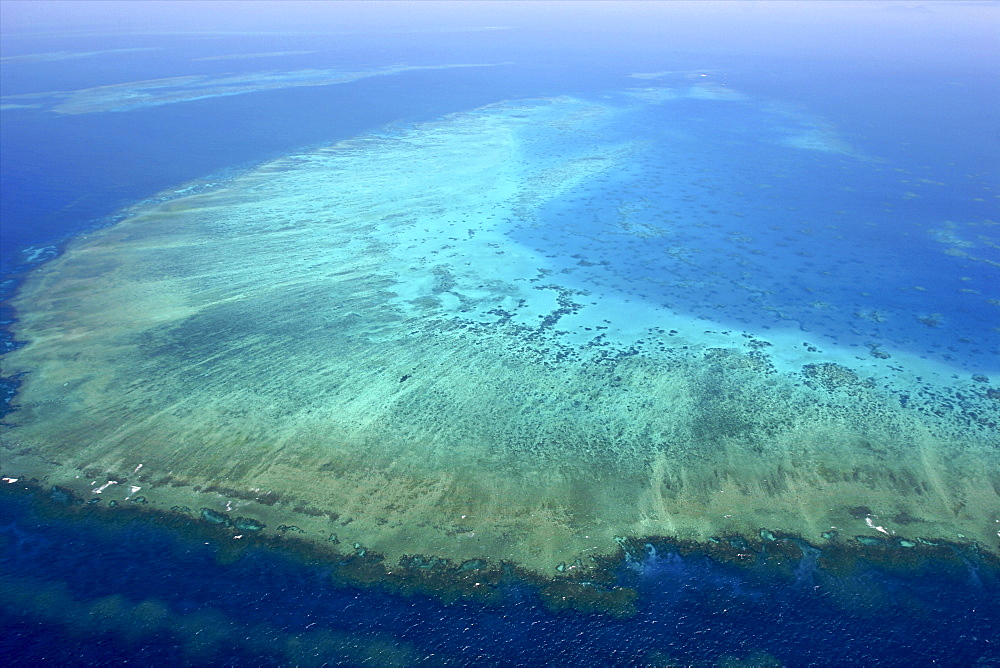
[2,86,997,588]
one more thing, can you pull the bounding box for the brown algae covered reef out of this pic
[2,90,998,608]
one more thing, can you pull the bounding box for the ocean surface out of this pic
[2,2,999,665]
[2,493,997,666]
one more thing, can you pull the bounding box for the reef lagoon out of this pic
[2,2,999,665]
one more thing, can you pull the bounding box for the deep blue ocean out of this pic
[2,492,999,666]
[2,2,999,665]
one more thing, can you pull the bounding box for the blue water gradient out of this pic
[2,2,999,663]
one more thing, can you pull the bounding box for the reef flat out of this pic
[2,85,998,584]
[0,63,498,114]
[0,48,160,65]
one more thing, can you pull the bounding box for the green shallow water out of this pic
[2,88,998,576]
